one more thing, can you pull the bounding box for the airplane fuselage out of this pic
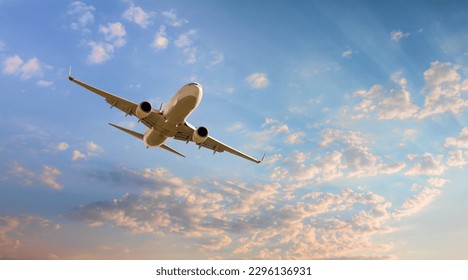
[143,83,203,147]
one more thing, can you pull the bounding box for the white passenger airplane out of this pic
[68,68,264,163]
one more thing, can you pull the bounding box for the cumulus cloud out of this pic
[390,30,410,42]
[285,131,306,144]
[70,166,398,259]
[162,9,188,27]
[122,4,152,28]
[350,61,468,120]
[342,49,353,58]
[446,150,468,167]
[404,153,446,176]
[99,22,127,47]
[393,187,441,218]
[67,1,95,31]
[175,30,197,64]
[36,80,53,88]
[9,162,62,190]
[2,55,46,79]
[152,25,169,50]
[40,166,62,190]
[444,127,468,148]
[418,61,468,119]
[57,142,70,151]
[87,22,126,64]
[247,73,270,89]
[72,150,86,160]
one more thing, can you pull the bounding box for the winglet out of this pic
[68,66,74,81]
[257,153,266,164]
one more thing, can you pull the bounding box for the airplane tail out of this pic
[108,123,185,158]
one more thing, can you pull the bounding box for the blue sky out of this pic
[1,0,468,259]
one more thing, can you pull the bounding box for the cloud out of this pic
[210,50,224,65]
[72,142,102,160]
[418,61,468,119]
[390,30,410,42]
[152,25,169,50]
[162,9,188,27]
[87,42,114,64]
[393,187,441,218]
[68,1,95,31]
[175,30,197,64]
[285,131,306,144]
[444,127,468,148]
[247,73,269,89]
[0,41,5,52]
[0,216,20,258]
[70,166,398,259]
[87,22,126,64]
[9,162,62,190]
[56,142,69,151]
[447,150,468,167]
[404,153,446,176]
[72,150,86,160]
[349,61,468,120]
[122,4,152,28]
[99,22,127,47]
[427,177,450,188]
[2,55,46,79]
[36,80,53,88]
[342,49,353,58]
[40,166,62,190]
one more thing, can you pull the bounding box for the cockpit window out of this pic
[187,82,200,86]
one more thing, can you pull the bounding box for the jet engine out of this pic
[192,126,209,144]
[135,101,152,119]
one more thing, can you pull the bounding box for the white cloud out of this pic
[175,30,197,64]
[71,166,397,259]
[99,22,127,47]
[56,142,69,151]
[342,49,353,58]
[2,55,45,79]
[162,9,188,27]
[390,30,410,42]
[36,80,53,88]
[68,1,95,31]
[87,42,114,64]
[0,41,6,52]
[349,62,468,120]
[122,4,152,28]
[2,55,22,74]
[285,131,306,144]
[447,150,468,167]
[427,177,450,188]
[72,150,86,160]
[210,50,224,65]
[9,162,62,190]
[226,122,244,132]
[86,22,127,64]
[247,73,269,89]
[444,127,468,149]
[393,187,441,218]
[152,25,169,50]
[40,165,62,190]
[418,61,468,119]
[405,153,446,176]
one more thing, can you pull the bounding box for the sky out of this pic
[1,0,468,260]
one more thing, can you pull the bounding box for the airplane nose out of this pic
[186,83,203,99]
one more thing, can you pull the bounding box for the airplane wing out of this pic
[174,122,265,163]
[68,68,161,128]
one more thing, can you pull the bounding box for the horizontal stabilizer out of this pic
[160,144,185,158]
[109,123,143,140]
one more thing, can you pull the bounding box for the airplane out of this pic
[68,68,264,163]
